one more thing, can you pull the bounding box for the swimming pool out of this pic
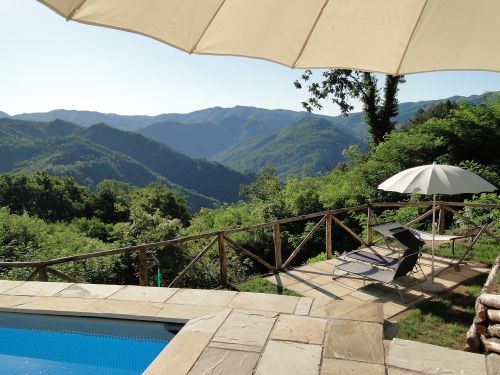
[0,312,179,375]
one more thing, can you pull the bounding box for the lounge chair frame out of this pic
[334,249,424,303]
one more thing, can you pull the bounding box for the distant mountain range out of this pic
[0,91,495,186]
[0,118,252,210]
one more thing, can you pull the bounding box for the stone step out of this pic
[385,338,487,375]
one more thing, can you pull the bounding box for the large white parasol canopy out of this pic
[38,0,500,75]
[378,163,497,283]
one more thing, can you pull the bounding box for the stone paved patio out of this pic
[0,277,496,374]
[265,246,491,319]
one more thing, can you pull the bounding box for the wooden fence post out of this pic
[366,206,373,245]
[326,213,333,259]
[38,266,48,282]
[139,248,148,286]
[218,233,227,287]
[438,204,445,234]
[273,224,282,271]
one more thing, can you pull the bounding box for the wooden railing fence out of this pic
[0,201,498,287]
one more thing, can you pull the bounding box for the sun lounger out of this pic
[409,218,493,256]
[335,228,424,302]
[344,226,425,275]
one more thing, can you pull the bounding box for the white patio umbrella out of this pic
[38,0,500,75]
[378,162,497,285]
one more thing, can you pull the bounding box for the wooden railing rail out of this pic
[0,201,498,286]
[282,214,328,270]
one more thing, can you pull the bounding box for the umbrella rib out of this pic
[394,0,429,75]
[66,0,88,21]
[291,0,330,69]
[189,0,227,54]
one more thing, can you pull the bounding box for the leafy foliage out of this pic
[295,70,405,144]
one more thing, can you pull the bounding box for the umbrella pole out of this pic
[431,194,436,283]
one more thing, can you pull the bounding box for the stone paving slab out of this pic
[386,368,426,374]
[386,338,487,375]
[108,285,178,303]
[3,281,72,296]
[145,331,214,375]
[288,280,320,293]
[294,296,313,315]
[270,314,327,345]
[266,273,301,287]
[5,296,95,315]
[318,281,354,297]
[0,295,35,308]
[282,268,317,281]
[181,309,232,334]
[325,319,385,364]
[155,303,227,323]
[486,354,500,375]
[145,309,231,375]
[383,302,410,319]
[167,288,237,307]
[308,261,335,273]
[309,274,336,286]
[229,291,299,313]
[321,358,386,375]
[188,347,260,375]
[212,309,278,347]
[0,280,25,294]
[55,283,124,299]
[255,340,322,375]
[310,300,384,323]
[290,264,330,277]
[208,341,262,353]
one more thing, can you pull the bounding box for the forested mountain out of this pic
[2,93,493,162]
[5,110,160,132]
[136,106,330,158]
[214,118,366,178]
[0,118,252,210]
[1,92,496,186]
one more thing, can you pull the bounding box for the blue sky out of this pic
[1,0,499,117]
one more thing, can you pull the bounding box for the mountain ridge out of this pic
[0,118,251,210]
[213,117,367,178]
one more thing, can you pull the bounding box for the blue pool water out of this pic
[0,313,176,375]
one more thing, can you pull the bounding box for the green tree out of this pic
[131,183,191,226]
[294,70,405,144]
[0,172,93,222]
[402,100,458,130]
[94,180,134,223]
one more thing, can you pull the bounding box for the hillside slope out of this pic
[137,106,333,158]
[214,118,366,178]
[0,118,251,209]
[81,124,252,202]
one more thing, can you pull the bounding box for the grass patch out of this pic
[306,253,327,264]
[395,273,487,350]
[235,277,302,297]
[428,241,499,266]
